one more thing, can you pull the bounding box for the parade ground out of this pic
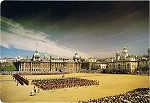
[0,73,149,103]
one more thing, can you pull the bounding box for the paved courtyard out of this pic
[0,73,149,103]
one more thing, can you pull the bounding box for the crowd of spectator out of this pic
[32,78,99,90]
[78,88,149,103]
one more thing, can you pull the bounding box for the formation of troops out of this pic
[78,88,150,103]
[32,78,99,90]
[11,73,149,102]
[12,74,29,85]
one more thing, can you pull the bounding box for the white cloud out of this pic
[88,50,114,58]
[0,17,88,58]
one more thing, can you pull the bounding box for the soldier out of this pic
[33,86,36,93]
[36,88,40,93]
[62,74,65,78]
[30,89,35,96]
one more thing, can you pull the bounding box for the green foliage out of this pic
[137,61,149,71]
[140,65,149,71]
[102,68,130,74]
[81,63,89,70]
[0,65,16,71]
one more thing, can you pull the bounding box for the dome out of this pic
[116,51,120,56]
[75,54,80,59]
[73,55,79,59]
[33,50,40,57]
[123,47,128,52]
[73,50,80,60]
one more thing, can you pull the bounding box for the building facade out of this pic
[16,47,144,73]
[18,50,82,72]
[107,47,138,73]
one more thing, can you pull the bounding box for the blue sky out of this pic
[0,46,34,58]
[0,1,149,58]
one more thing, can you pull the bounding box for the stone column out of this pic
[31,62,32,71]
[24,63,25,71]
[54,63,56,72]
[50,57,51,72]
[19,63,21,71]
[72,62,74,69]
[89,62,92,72]
[21,63,22,71]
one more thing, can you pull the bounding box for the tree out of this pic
[0,65,16,71]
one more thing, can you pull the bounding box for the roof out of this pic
[33,50,40,57]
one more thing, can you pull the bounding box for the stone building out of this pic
[18,50,82,72]
[136,56,149,74]
[96,61,108,69]
[107,47,138,73]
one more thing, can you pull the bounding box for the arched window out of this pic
[118,64,121,69]
[127,64,130,69]
[113,64,115,68]
[56,67,57,71]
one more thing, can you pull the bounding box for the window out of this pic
[118,64,121,69]
[127,64,130,69]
